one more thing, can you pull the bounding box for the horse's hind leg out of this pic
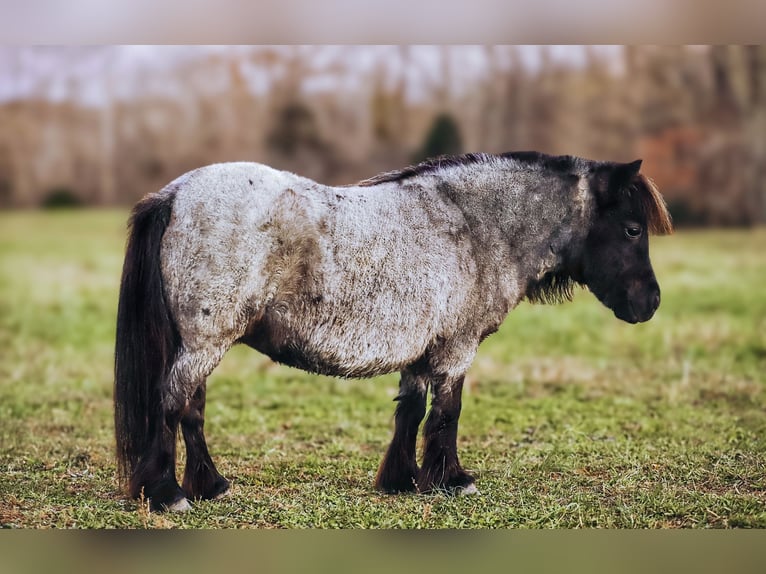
[132,345,228,511]
[129,393,188,512]
[181,382,230,500]
[417,373,476,494]
[375,366,427,493]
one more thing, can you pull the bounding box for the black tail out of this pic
[114,190,179,491]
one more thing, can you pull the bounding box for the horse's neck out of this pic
[436,167,592,283]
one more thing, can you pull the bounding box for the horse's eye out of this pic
[625,225,642,239]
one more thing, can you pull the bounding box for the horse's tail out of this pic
[114,189,178,491]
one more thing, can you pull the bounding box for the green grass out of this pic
[1,210,764,528]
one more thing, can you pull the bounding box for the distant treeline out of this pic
[1,46,764,226]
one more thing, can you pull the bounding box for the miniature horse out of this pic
[114,151,672,511]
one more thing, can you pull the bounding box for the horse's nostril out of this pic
[652,292,660,310]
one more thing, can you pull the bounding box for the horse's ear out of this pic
[590,160,643,206]
[610,159,642,189]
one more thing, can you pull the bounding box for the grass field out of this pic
[0,210,764,528]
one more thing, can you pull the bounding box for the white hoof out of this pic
[459,483,479,496]
[165,497,192,512]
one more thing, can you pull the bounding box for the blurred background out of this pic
[0,45,765,226]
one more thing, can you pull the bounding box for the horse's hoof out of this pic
[165,497,192,512]
[212,487,231,500]
[459,483,479,496]
[207,476,231,500]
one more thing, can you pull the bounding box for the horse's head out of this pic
[577,160,673,324]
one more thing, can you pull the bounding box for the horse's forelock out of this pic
[631,174,673,236]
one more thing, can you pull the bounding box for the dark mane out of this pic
[500,151,578,173]
[354,153,494,187]
[353,151,580,187]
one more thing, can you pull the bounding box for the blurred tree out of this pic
[41,186,82,209]
[263,48,339,182]
[0,143,12,207]
[709,45,742,125]
[414,113,463,162]
[478,45,520,153]
[742,46,766,224]
[267,101,323,155]
[99,48,116,206]
[744,45,765,108]
[497,47,526,152]
[370,47,409,147]
[523,48,569,154]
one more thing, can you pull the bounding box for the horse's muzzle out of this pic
[617,285,661,324]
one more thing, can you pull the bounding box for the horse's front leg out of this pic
[375,367,428,493]
[417,373,476,494]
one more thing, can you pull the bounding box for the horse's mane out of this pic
[354,153,495,187]
[356,152,674,237]
[353,151,579,188]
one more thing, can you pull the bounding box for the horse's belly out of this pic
[240,306,430,378]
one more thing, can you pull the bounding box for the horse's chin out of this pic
[612,302,655,324]
[614,308,640,324]
[592,288,655,324]
[591,290,635,323]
